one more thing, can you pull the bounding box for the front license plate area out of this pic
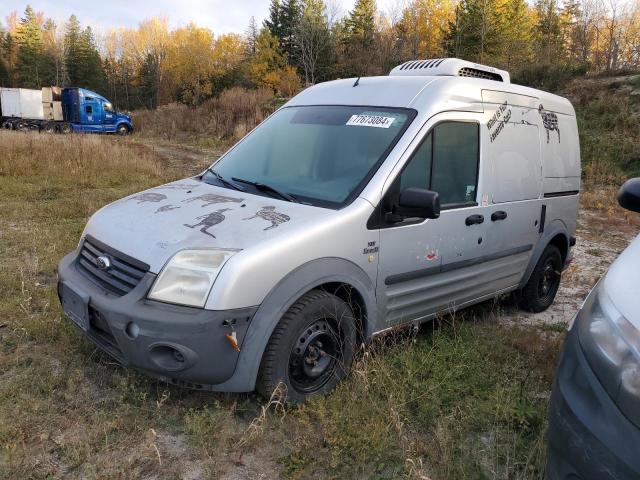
[61,281,90,331]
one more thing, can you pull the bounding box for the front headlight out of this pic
[148,249,237,308]
[578,282,640,426]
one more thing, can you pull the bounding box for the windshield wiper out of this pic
[206,168,245,191]
[231,177,299,203]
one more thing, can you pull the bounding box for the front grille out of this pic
[77,235,149,296]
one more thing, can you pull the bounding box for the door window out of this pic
[85,105,93,115]
[398,121,479,208]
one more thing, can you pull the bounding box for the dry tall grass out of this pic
[132,87,276,143]
[0,130,164,186]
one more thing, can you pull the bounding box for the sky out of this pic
[1,0,401,35]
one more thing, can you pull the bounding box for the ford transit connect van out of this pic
[57,59,580,402]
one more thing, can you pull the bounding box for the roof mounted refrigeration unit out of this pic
[389,58,510,83]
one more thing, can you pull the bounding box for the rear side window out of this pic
[85,105,93,114]
[399,121,479,207]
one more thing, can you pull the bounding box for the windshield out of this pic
[203,105,415,208]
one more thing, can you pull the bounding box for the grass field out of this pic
[0,75,639,479]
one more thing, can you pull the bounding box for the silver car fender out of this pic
[212,256,377,392]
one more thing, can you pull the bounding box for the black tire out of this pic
[117,124,129,136]
[59,123,72,134]
[520,245,563,313]
[42,122,56,134]
[257,289,357,404]
[2,120,13,130]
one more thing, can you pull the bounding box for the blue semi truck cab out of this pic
[0,86,133,134]
[62,88,133,134]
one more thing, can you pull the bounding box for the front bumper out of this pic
[547,315,640,479]
[57,249,257,388]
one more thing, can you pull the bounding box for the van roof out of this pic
[287,75,575,116]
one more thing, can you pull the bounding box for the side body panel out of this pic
[0,88,43,119]
[481,92,544,292]
[62,88,81,123]
[375,109,531,328]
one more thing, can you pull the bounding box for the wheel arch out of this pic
[116,122,131,133]
[210,257,377,392]
[519,220,570,289]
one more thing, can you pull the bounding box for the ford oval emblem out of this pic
[96,256,111,271]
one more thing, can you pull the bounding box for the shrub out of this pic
[513,64,588,92]
[131,87,276,143]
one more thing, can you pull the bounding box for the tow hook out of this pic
[223,320,240,352]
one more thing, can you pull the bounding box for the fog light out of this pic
[148,343,195,372]
[173,350,185,363]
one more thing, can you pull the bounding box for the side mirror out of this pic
[396,187,440,220]
[617,178,640,213]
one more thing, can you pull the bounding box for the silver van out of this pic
[57,59,581,402]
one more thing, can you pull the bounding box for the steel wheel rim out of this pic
[288,319,340,394]
[538,257,560,302]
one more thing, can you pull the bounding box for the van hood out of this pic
[83,179,334,273]
[604,233,640,326]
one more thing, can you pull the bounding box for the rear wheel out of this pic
[42,122,56,134]
[257,290,357,404]
[117,124,129,136]
[59,123,72,134]
[520,245,563,312]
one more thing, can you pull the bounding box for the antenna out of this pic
[353,77,360,87]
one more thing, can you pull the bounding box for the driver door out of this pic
[376,117,491,327]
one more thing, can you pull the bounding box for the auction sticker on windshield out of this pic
[346,114,395,128]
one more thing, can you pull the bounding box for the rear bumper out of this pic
[546,317,640,479]
[57,249,257,389]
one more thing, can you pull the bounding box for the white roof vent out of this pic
[389,58,510,83]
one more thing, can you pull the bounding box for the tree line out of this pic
[1,0,639,110]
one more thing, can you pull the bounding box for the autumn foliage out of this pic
[1,0,640,112]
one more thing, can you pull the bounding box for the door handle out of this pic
[491,210,507,221]
[465,214,484,226]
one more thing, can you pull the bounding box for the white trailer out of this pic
[0,88,44,120]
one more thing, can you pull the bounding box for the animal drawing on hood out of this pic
[243,206,291,230]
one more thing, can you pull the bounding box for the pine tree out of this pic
[15,5,45,87]
[280,0,302,62]
[264,0,284,40]
[535,0,564,64]
[40,18,59,86]
[78,27,106,91]
[0,27,9,86]
[64,16,105,92]
[245,16,259,57]
[346,0,377,48]
[444,0,504,63]
[338,0,378,76]
[64,15,82,85]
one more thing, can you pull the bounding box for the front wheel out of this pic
[520,244,563,313]
[116,124,129,136]
[257,290,357,404]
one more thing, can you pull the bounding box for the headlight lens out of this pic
[148,249,236,307]
[578,282,640,426]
